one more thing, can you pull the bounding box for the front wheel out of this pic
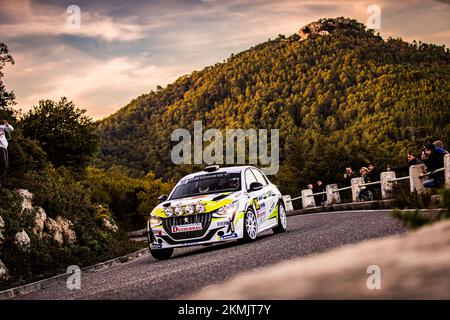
[150,247,174,260]
[241,208,258,243]
[272,201,287,234]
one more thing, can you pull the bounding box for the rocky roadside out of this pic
[0,189,119,282]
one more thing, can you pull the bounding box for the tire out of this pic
[272,201,287,234]
[241,208,258,243]
[150,247,174,260]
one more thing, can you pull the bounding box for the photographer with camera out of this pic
[0,119,14,184]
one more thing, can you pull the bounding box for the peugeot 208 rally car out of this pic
[147,165,288,260]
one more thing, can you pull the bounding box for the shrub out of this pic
[391,209,433,230]
[392,187,450,230]
[0,172,145,290]
[11,165,93,223]
[86,166,173,230]
[391,182,434,209]
[20,97,99,170]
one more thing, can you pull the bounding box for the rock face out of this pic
[95,204,119,233]
[0,259,9,281]
[14,229,31,251]
[44,216,76,245]
[0,215,5,245]
[101,218,119,233]
[12,189,77,245]
[16,189,34,213]
[298,17,365,41]
[33,207,47,238]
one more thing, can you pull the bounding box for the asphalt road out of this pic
[17,210,405,300]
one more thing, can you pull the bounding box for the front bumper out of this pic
[148,215,240,249]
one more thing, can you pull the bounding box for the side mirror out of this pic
[248,182,263,192]
[158,194,168,202]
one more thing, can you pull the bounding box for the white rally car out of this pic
[147,165,288,260]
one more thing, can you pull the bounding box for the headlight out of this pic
[150,215,162,226]
[164,207,173,217]
[217,201,238,216]
[174,206,184,216]
[195,203,205,213]
[185,205,195,215]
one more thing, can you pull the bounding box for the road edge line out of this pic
[0,247,149,300]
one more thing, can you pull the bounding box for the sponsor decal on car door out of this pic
[245,169,265,230]
[254,194,267,227]
[252,168,276,227]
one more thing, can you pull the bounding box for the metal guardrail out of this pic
[419,167,445,178]
[287,160,448,209]
[307,191,326,197]
[359,181,381,187]
[388,176,410,183]
[333,186,352,193]
[291,185,351,202]
[308,167,445,200]
[127,228,146,238]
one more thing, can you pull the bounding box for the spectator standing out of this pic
[358,167,374,201]
[0,120,14,184]
[367,163,379,182]
[313,180,326,206]
[343,166,356,186]
[366,163,379,200]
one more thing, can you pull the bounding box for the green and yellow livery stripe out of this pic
[204,198,233,213]
[234,211,245,224]
[152,208,166,218]
[268,205,278,220]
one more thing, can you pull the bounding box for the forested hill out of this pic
[95,17,450,194]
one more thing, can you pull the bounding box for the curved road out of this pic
[18,210,405,300]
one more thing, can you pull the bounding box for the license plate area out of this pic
[171,223,203,233]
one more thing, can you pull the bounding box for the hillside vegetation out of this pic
[96,18,450,194]
[0,46,172,289]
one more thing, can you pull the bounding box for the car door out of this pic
[251,168,277,228]
[245,168,268,230]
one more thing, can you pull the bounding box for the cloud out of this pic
[0,0,154,42]
[1,0,449,119]
[3,47,190,119]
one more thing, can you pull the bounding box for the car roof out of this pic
[179,166,257,181]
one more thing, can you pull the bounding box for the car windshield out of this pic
[169,172,241,200]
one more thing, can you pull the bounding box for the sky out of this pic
[1,0,449,120]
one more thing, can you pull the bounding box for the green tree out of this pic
[21,98,99,170]
[0,43,47,185]
[0,43,15,110]
[0,43,16,121]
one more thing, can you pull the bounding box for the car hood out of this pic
[151,191,242,217]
